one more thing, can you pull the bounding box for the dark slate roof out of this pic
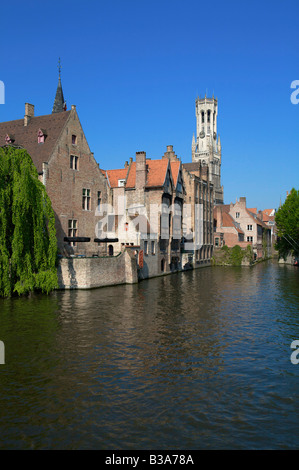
[52,77,65,113]
[0,111,71,173]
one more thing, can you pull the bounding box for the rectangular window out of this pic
[236,212,240,219]
[151,240,155,255]
[247,224,253,231]
[72,135,77,145]
[97,191,101,213]
[215,237,219,247]
[247,236,253,242]
[144,240,148,255]
[68,219,77,246]
[70,155,78,170]
[82,188,91,210]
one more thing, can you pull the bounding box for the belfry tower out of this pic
[192,95,223,204]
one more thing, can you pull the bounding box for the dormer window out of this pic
[118,179,125,187]
[38,128,47,144]
[72,135,77,145]
[5,134,15,144]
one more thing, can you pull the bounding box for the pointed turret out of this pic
[52,58,66,114]
[191,133,196,160]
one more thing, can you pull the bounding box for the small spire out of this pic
[58,57,62,79]
[52,58,67,113]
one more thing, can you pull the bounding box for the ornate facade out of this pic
[192,95,224,204]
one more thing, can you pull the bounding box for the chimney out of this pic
[239,197,246,207]
[124,161,129,168]
[24,103,34,126]
[163,144,178,161]
[135,151,147,189]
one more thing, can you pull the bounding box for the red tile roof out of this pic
[105,168,128,188]
[246,209,269,228]
[170,161,180,188]
[126,159,169,189]
[222,211,244,234]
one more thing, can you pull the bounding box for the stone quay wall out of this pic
[57,249,138,290]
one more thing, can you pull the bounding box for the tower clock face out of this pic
[200,131,205,139]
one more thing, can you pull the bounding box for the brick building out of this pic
[182,161,214,266]
[0,75,109,257]
[214,197,271,258]
[102,146,185,279]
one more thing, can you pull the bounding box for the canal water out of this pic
[0,260,298,449]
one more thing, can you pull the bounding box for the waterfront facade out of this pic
[102,146,185,279]
[182,161,214,266]
[214,197,272,258]
[2,75,276,288]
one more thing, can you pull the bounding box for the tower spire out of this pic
[52,58,66,113]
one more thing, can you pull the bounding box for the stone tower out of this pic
[192,95,224,204]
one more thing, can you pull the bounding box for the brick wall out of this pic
[44,106,109,256]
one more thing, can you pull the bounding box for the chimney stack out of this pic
[163,144,178,161]
[24,103,34,126]
[135,151,147,189]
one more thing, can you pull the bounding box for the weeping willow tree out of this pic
[0,146,58,297]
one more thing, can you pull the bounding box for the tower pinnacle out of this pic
[52,58,66,113]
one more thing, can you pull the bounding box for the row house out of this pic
[0,76,109,257]
[182,161,214,266]
[214,197,271,258]
[102,145,214,279]
[102,146,185,279]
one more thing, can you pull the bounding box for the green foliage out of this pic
[214,244,254,266]
[221,244,229,252]
[244,244,254,263]
[275,188,299,259]
[228,245,243,266]
[0,146,58,297]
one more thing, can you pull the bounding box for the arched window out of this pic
[108,244,114,256]
[201,111,204,123]
[207,110,211,123]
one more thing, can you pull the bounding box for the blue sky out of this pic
[0,0,298,210]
